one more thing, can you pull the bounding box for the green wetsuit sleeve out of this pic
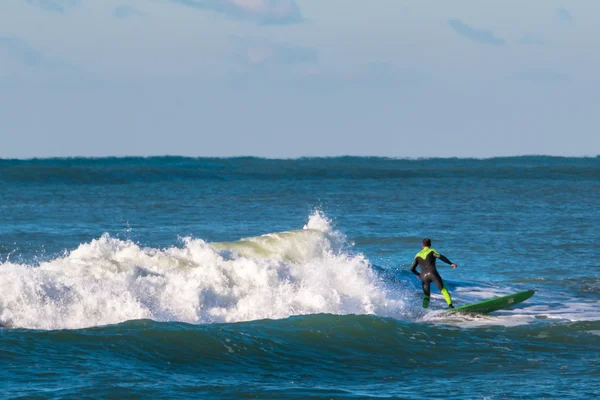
[410,258,420,276]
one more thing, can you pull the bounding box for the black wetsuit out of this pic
[410,247,454,306]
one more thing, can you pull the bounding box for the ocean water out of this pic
[0,156,599,399]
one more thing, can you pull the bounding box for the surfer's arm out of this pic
[433,251,453,265]
[410,258,420,276]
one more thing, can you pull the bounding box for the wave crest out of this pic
[0,212,404,330]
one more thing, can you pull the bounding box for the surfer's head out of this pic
[422,238,431,247]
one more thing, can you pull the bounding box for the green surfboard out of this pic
[448,290,535,314]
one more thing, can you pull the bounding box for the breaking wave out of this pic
[0,212,406,330]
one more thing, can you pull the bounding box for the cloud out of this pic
[0,35,93,84]
[345,63,430,88]
[169,0,303,25]
[226,38,319,87]
[227,37,429,92]
[448,19,505,46]
[25,0,80,13]
[519,34,544,46]
[237,41,318,66]
[557,8,573,22]
[512,70,569,82]
[0,36,44,67]
[114,5,144,18]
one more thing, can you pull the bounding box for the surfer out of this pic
[410,238,457,309]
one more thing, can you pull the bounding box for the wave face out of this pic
[1,155,599,183]
[2,316,599,399]
[0,213,405,330]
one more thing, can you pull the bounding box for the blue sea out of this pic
[1,156,599,399]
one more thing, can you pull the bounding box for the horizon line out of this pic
[1,154,599,162]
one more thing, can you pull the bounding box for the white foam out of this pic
[302,209,333,233]
[419,289,600,328]
[523,301,600,322]
[0,212,405,330]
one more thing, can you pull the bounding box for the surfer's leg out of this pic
[421,279,431,308]
[432,272,453,307]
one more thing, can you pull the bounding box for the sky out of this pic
[1,0,599,158]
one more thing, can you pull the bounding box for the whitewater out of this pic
[0,212,408,330]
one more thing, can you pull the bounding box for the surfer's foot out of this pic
[448,304,455,309]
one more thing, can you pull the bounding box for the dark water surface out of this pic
[1,156,599,399]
